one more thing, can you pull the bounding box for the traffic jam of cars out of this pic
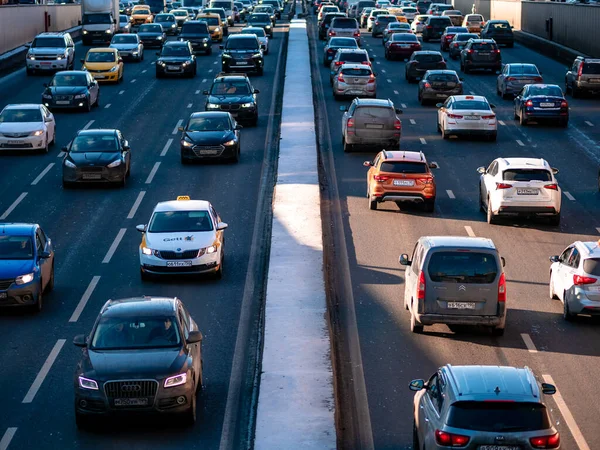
[1,0,600,446]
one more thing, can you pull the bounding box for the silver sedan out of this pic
[496,63,543,98]
[332,63,377,100]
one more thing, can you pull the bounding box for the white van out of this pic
[209,0,234,25]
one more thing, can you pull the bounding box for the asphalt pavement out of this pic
[0,17,289,450]
[309,15,600,450]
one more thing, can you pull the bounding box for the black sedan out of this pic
[73,296,203,428]
[322,37,358,67]
[179,111,241,163]
[246,13,273,37]
[155,41,197,78]
[42,71,100,112]
[137,23,166,48]
[513,83,569,127]
[204,73,259,125]
[62,129,131,187]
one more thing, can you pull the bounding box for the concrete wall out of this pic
[0,4,81,54]
[490,0,520,30]
[452,0,490,21]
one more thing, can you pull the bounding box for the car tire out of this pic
[423,199,435,213]
[33,289,43,313]
[183,394,197,426]
[343,137,352,153]
[62,180,72,189]
[441,125,448,140]
[207,48,212,55]
[140,268,152,281]
[559,118,568,128]
[519,110,527,126]
[486,197,496,224]
[119,175,126,188]
[550,272,558,300]
[85,100,92,113]
[323,58,329,67]
[507,42,514,48]
[50,129,56,146]
[571,85,579,98]
[412,420,420,450]
[563,294,574,321]
[491,326,505,336]
[27,68,34,76]
[549,213,560,226]
[214,253,224,279]
[257,66,264,76]
[369,194,377,210]
[513,106,519,120]
[75,412,91,430]
[181,154,190,165]
[410,311,423,333]
[94,93,100,108]
[46,263,55,293]
[41,139,49,154]
[488,132,497,142]
[232,147,239,163]
[479,186,485,212]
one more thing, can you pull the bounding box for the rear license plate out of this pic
[167,65,180,70]
[82,173,102,180]
[479,446,520,450]
[365,123,383,129]
[590,78,600,83]
[479,52,490,56]
[448,302,476,309]
[436,93,447,97]
[588,286,600,291]
[464,116,479,120]
[166,260,192,267]
[114,398,148,407]
[56,101,70,105]
[393,179,415,186]
[517,188,538,195]
[9,140,25,144]
[400,44,410,48]
[539,102,554,107]
[0,292,7,299]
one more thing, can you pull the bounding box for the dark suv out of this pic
[565,56,600,98]
[460,39,501,74]
[421,16,452,42]
[405,51,446,83]
[480,19,514,47]
[204,73,260,125]
[155,41,197,78]
[220,34,264,75]
[179,21,212,55]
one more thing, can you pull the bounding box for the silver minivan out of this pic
[399,236,507,335]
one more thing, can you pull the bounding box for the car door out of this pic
[405,242,421,308]
[561,247,579,301]
[42,106,55,141]
[553,246,573,298]
[566,60,577,88]
[35,229,51,289]
[481,160,498,207]
[419,372,443,448]
[118,131,131,170]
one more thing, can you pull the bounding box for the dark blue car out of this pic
[0,223,55,311]
[513,84,569,127]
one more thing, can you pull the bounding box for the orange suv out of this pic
[364,150,438,211]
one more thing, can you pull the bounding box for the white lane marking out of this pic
[376,61,381,65]
[208,69,213,73]
[142,69,147,73]
[381,69,386,73]
[516,139,525,146]
[464,226,475,237]
[542,374,591,450]
[102,228,127,264]
[83,120,95,130]
[431,161,440,168]
[387,78,392,83]
[0,192,27,220]
[119,90,125,95]
[213,60,218,65]
[31,163,55,186]
[187,103,192,108]
[585,121,594,127]
[172,119,183,135]
[202,78,207,83]
[22,339,66,403]
[401,103,407,108]
[57,151,65,158]
[0,428,17,450]
[564,191,576,201]
[409,119,416,125]
[130,78,137,83]
[446,189,455,199]
[127,191,146,219]
[195,90,201,94]
[69,276,100,323]
[394,90,399,95]
[151,61,156,65]
[145,162,161,184]
[520,333,538,353]
[596,227,600,235]
[420,137,426,144]
[469,90,475,94]
[498,120,506,126]
[104,103,111,109]
[160,138,173,157]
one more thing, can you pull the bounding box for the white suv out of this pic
[26,32,75,75]
[550,241,600,320]
[477,157,561,225]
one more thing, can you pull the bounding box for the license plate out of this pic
[479,446,520,450]
[94,74,106,79]
[517,188,538,195]
[365,123,383,129]
[540,102,554,107]
[114,398,148,407]
[393,179,415,186]
[199,150,219,155]
[479,52,490,56]
[0,292,7,299]
[167,65,180,70]
[437,93,447,97]
[82,173,102,180]
[448,302,476,309]
[9,140,25,144]
[464,116,479,120]
[590,78,600,83]
[587,286,600,291]
[166,260,192,267]
[400,44,410,48]
[56,101,70,105]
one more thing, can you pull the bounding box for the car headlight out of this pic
[27,54,35,60]
[164,373,187,388]
[252,53,262,58]
[132,51,139,55]
[158,36,163,40]
[158,60,166,66]
[107,159,122,168]
[142,246,153,255]
[241,102,253,108]
[74,94,87,99]
[31,130,44,137]
[109,66,119,72]
[171,23,177,27]
[179,37,185,41]
[42,94,52,99]
[265,25,271,29]
[181,138,194,147]
[64,159,77,168]
[106,29,113,33]
[182,61,189,66]
[206,103,219,109]
[222,53,232,58]
[56,54,63,60]
[78,376,99,390]
[15,273,35,285]
[223,139,236,146]
[83,30,89,34]
[227,15,232,18]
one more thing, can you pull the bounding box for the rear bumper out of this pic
[464,60,500,69]
[524,109,567,120]
[374,192,433,203]
[416,313,505,327]
[445,127,496,136]
[421,89,462,99]
[345,136,400,148]
[567,289,600,315]
[495,205,559,216]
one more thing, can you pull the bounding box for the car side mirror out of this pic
[339,105,348,112]
[44,116,52,122]
[399,254,410,265]
[136,224,147,232]
[489,104,496,109]
[501,257,506,267]
[477,166,486,174]
[551,167,559,174]
[541,383,556,395]
[363,160,373,167]
[61,146,68,152]
[254,88,260,94]
[119,58,124,63]
[39,251,51,259]
[219,45,224,49]
[235,124,243,130]
[178,126,184,132]
[186,330,203,343]
[80,58,85,63]
[203,89,209,95]
[435,103,443,108]
[549,255,560,263]
[73,334,87,347]
[409,379,425,391]
[428,162,438,169]
[216,222,228,231]
[395,108,402,114]
[43,83,48,88]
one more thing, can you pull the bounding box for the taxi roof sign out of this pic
[177,196,191,201]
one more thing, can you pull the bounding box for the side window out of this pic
[178,308,190,339]
[502,65,508,75]
[210,205,220,225]
[426,373,442,413]
[348,101,357,115]
[412,246,424,275]
[443,97,452,108]
[373,153,381,167]
[568,248,580,268]
[571,60,579,73]
[35,234,43,253]
[559,247,573,263]
[37,230,47,249]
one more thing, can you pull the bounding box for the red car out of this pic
[384,33,421,60]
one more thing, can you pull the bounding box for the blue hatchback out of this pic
[514,83,569,127]
[0,223,55,311]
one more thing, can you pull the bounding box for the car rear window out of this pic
[324,13,345,24]
[444,10,461,15]
[332,18,358,28]
[502,169,552,182]
[509,64,539,75]
[436,4,452,10]
[472,42,497,50]
[453,100,490,110]
[583,258,600,276]
[341,68,372,76]
[447,402,551,432]
[403,7,416,12]
[330,38,358,47]
[377,16,397,23]
[582,62,600,75]
[355,106,394,119]
[393,34,418,41]
[490,21,510,29]
[427,251,498,284]
[427,73,459,82]
[415,53,443,62]
[467,14,484,21]
[380,162,427,173]
[339,53,369,62]
[430,17,451,24]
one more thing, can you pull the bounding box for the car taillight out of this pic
[534,76,543,82]
[435,430,469,446]
[338,73,345,82]
[423,81,431,88]
[453,42,459,47]
[347,118,354,128]
[525,100,533,107]
[506,76,515,81]
[544,183,558,191]
[374,174,389,182]
[426,25,432,29]
[467,49,473,53]
[560,100,568,108]
[417,177,433,184]
[412,43,421,47]
[448,113,463,119]
[394,119,401,130]
[577,63,583,77]
[329,30,336,36]
[498,272,506,302]
[493,49,500,53]
[530,433,560,449]
[574,275,597,285]
[368,73,375,83]
[496,182,512,189]
[354,30,360,36]
[417,271,426,300]
[446,34,454,40]
[481,114,495,120]
[334,61,343,66]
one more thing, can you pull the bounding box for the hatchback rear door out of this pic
[354,105,396,140]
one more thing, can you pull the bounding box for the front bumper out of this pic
[421,88,462,100]
[156,63,195,76]
[0,134,47,150]
[140,251,220,275]
[82,31,113,43]
[87,70,120,82]
[222,58,263,73]
[43,97,90,110]
[117,51,142,60]
[63,166,126,183]
[210,30,223,40]
[27,58,69,71]
[0,279,41,308]
[524,108,568,120]
[181,143,238,160]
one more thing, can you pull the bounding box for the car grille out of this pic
[104,380,158,399]
[34,55,61,61]
[159,249,200,259]
[192,144,225,157]
[55,95,73,101]
[219,104,241,111]
[81,167,104,172]
[2,132,30,138]
[0,279,14,290]
[86,69,108,73]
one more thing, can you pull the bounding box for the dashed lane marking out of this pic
[145,162,161,184]
[172,119,183,135]
[104,103,111,109]
[585,121,594,127]
[564,191,576,201]
[498,120,505,126]
[520,333,538,353]
[446,190,455,199]
[0,192,27,220]
[187,103,192,108]
[195,90,201,94]
[130,78,136,83]
[31,163,54,186]
[127,191,146,219]
[381,69,386,73]
[387,78,392,83]
[401,103,407,108]
[161,138,173,157]
[142,69,147,73]
[202,78,207,83]
[376,61,381,65]
[394,90,399,95]
[469,90,475,94]
[516,139,525,146]
[57,152,65,158]
[409,119,416,125]
[0,428,17,450]
[83,120,94,130]
[22,339,66,403]
[208,69,213,73]
[102,228,127,264]
[464,226,475,237]
[69,276,100,323]
[420,137,426,144]
[119,90,125,95]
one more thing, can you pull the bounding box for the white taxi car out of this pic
[436,94,497,141]
[136,196,228,279]
[0,104,56,153]
[477,157,561,225]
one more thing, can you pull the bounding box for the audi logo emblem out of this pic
[121,384,141,392]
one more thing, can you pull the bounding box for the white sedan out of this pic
[0,104,55,153]
[436,94,497,141]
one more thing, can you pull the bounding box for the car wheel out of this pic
[140,267,152,281]
[214,253,224,279]
[563,294,574,321]
[181,154,190,165]
[549,272,558,300]
[549,213,560,226]
[486,197,496,224]
[441,125,448,140]
[507,42,514,48]
[232,146,239,163]
[571,85,578,98]
[513,106,519,120]
[343,137,352,153]
[423,198,435,213]
[94,93,100,108]
[62,180,72,189]
[85,100,92,113]
[119,174,126,188]
[41,139,49,154]
[50,129,56,146]
[559,118,568,128]
[488,132,497,142]
[27,68,34,76]
[257,66,264,76]
[519,109,527,126]
[410,311,423,333]
[46,263,55,293]
[33,288,43,312]
[413,420,420,450]
[207,48,212,55]
[140,51,144,61]
[369,193,377,210]
[491,326,505,336]
[479,186,485,212]
[183,393,197,426]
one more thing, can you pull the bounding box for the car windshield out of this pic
[71,135,119,153]
[427,73,458,82]
[157,14,175,21]
[149,210,214,233]
[447,402,551,432]
[140,24,162,32]
[91,316,181,350]
[390,23,410,29]
[380,161,427,173]
[341,67,372,76]
[393,34,418,41]
[161,45,191,56]
[86,51,116,62]
[471,42,496,50]
[51,74,87,87]
[502,169,551,182]
[201,16,220,25]
[427,251,498,284]
[249,14,269,21]
[0,236,34,260]
[378,16,397,23]
[528,85,563,97]
[172,10,187,16]
[332,18,358,28]
[414,54,442,62]
[187,116,231,131]
[211,81,251,95]
[453,100,490,110]
[227,38,258,49]
[330,38,358,47]
[582,62,600,75]
[182,23,209,33]
[82,14,113,24]
[242,28,266,37]
[0,109,42,123]
[112,35,138,43]
[134,8,151,14]
[32,38,65,48]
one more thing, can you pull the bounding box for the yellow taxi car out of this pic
[197,13,224,42]
[387,8,408,23]
[81,48,123,83]
[131,5,154,25]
